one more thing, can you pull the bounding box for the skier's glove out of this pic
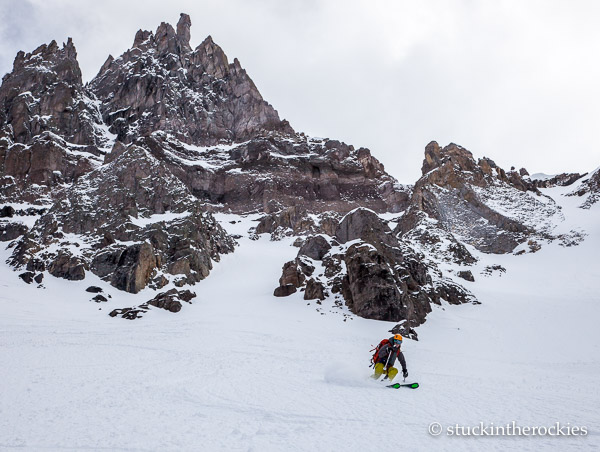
[403,369,408,378]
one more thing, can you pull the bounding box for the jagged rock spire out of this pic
[177,13,192,52]
[89,13,293,146]
[0,37,104,146]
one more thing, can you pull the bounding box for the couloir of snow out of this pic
[0,183,598,451]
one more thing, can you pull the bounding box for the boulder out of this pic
[457,270,475,282]
[304,278,326,301]
[147,289,182,313]
[278,261,305,288]
[298,235,331,260]
[85,286,103,293]
[19,271,34,284]
[341,243,405,321]
[0,222,28,241]
[274,284,297,297]
[109,289,197,319]
[48,252,86,281]
[335,208,398,249]
[109,307,147,320]
[0,206,15,217]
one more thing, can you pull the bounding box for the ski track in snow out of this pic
[0,186,599,451]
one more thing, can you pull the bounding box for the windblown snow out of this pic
[0,184,599,451]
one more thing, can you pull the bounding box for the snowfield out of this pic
[1,184,599,451]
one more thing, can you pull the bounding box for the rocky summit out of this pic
[0,13,596,330]
[89,14,293,146]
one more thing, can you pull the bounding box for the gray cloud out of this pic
[1,0,598,183]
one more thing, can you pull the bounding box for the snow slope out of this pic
[0,185,599,451]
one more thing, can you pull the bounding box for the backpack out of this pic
[370,339,390,367]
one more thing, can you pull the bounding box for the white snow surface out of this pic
[128,211,191,227]
[1,187,599,451]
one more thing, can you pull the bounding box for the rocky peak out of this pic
[176,13,192,52]
[89,13,293,146]
[0,36,107,146]
[419,141,537,193]
[8,39,81,87]
[133,30,153,49]
[399,142,563,254]
[154,21,179,55]
[421,141,479,175]
[0,37,111,202]
[192,35,230,79]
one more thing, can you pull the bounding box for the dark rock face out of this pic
[85,286,103,293]
[147,288,197,312]
[341,242,410,321]
[256,206,319,239]
[336,208,397,248]
[19,271,35,284]
[89,14,292,147]
[5,13,580,337]
[0,205,15,217]
[0,133,100,203]
[278,261,306,288]
[1,14,411,214]
[109,243,157,293]
[140,133,409,215]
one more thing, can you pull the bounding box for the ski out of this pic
[387,382,419,389]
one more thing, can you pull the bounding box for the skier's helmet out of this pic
[392,334,403,345]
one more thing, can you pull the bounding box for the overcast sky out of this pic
[1,0,599,183]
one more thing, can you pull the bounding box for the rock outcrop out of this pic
[136,131,409,214]
[532,172,584,188]
[10,142,235,293]
[397,142,564,254]
[567,168,599,209]
[0,38,107,147]
[273,208,477,330]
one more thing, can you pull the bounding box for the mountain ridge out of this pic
[0,13,597,334]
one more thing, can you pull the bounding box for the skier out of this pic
[372,334,408,381]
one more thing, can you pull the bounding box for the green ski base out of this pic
[387,382,419,389]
